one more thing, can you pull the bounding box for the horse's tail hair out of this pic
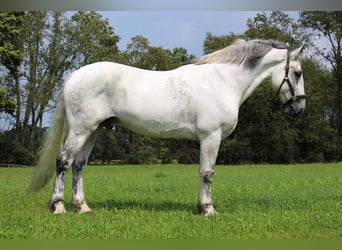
[28,93,68,193]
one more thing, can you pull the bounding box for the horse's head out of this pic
[271,44,306,117]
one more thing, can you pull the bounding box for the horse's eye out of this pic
[294,71,302,79]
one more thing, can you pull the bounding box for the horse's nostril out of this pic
[285,105,293,116]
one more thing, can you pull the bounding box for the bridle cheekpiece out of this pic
[276,46,306,107]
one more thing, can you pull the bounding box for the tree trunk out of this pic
[334,39,342,137]
[14,76,21,141]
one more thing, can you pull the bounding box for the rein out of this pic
[276,47,306,106]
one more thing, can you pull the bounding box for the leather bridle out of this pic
[276,47,306,107]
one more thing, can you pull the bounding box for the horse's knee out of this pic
[200,169,215,183]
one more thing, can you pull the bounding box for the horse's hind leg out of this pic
[49,130,90,214]
[72,131,99,213]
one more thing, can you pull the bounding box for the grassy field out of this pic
[0,163,341,239]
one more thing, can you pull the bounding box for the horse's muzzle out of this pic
[284,96,306,117]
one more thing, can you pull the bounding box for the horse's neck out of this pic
[239,69,272,104]
[239,48,287,104]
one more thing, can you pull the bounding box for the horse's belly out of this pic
[118,117,197,140]
[159,125,197,140]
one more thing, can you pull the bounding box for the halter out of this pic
[276,47,306,106]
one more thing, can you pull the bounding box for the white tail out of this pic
[28,95,68,193]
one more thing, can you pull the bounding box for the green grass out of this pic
[0,163,341,239]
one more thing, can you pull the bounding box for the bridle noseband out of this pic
[276,47,306,106]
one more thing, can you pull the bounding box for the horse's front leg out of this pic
[198,129,222,216]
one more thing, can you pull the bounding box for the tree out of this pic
[18,12,78,149]
[0,11,25,135]
[20,11,52,149]
[121,35,195,70]
[0,12,25,71]
[0,11,121,164]
[203,32,243,54]
[241,11,305,163]
[0,87,15,115]
[167,47,195,68]
[20,11,120,150]
[0,129,36,165]
[245,11,305,46]
[65,11,120,66]
[300,12,342,142]
[296,59,337,162]
[148,46,174,71]
[121,35,151,68]
[90,129,123,164]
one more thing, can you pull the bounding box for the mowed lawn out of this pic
[0,163,341,239]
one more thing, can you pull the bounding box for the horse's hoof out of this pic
[78,203,92,214]
[204,207,218,216]
[198,204,218,216]
[73,200,92,214]
[51,201,67,214]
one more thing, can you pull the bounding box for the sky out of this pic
[99,11,300,56]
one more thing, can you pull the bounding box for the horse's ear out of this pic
[292,43,305,56]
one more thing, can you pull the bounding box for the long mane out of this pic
[185,39,289,69]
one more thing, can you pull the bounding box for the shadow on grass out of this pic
[88,199,198,214]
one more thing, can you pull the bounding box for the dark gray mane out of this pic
[185,39,289,69]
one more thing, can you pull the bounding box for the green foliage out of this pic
[203,32,244,54]
[0,86,15,114]
[120,35,194,70]
[0,11,25,74]
[245,11,305,46]
[120,133,158,165]
[159,142,173,164]
[297,59,339,162]
[90,129,122,164]
[1,164,341,239]
[300,11,342,140]
[0,131,36,165]
[167,47,195,68]
[67,11,120,65]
